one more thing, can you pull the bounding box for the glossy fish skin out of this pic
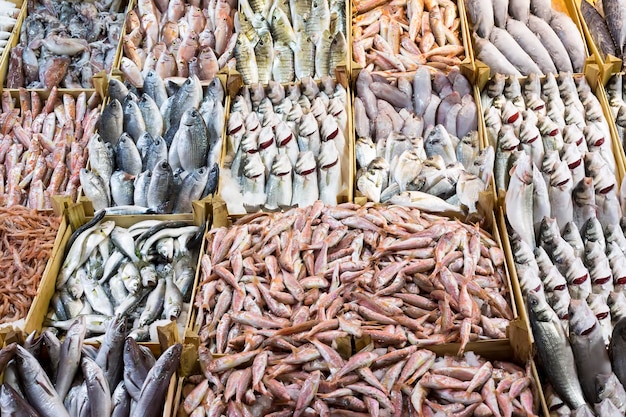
[581,0,618,59]
[100,99,124,147]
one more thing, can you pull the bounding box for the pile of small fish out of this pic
[484,72,626,415]
[0,1,20,59]
[48,213,202,342]
[355,67,492,216]
[0,88,101,209]
[466,0,586,75]
[605,73,626,149]
[120,0,236,87]
[0,207,60,324]
[81,74,223,214]
[352,0,465,74]
[580,0,626,63]
[221,77,349,214]
[0,317,181,417]
[196,202,512,364]
[179,348,537,416]
[234,0,347,84]
[7,0,125,88]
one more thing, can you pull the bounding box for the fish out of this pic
[527,291,587,410]
[580,0,618,59]
[611,319,626,389]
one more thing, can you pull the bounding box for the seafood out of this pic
[46,214,202,341]
[180,347,537,416]
[352,0,465,74]
[468,0,586,74]
[491,73,626,411]
[605,73,626,151]
[0,207,60,324]
[119,0,236,86]
[234,0,347,84]
[580,0,626,63]
[196,202,512,365]
[7,0,124,88]
[0,88,101,208]
[221,77,350,213]
[0,317,181,417]
[81,75,222,214]
[354,68,491,216]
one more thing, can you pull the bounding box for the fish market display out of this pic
[484,73,626,413]
[47,215,202,342]
[580,0,626,63]
[352,0,465,74]
[179,348,537,416]
[196,202,512,367]
[6,0,125,88]
[466,0,586,75]
[0,317,181,417]
[354,67,491,216]
[0,207,60,324]
[82,75,222,214]
[221,77,350,214]
[235,0,347,84]
[120,0,236,86]
[0,88,101,208]
[605,73,626,149]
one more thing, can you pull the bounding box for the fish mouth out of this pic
[229,124,243,135]
[596,311,609,321]
[554,178,570,187]
[593,276,611,285]
[322,158,339,169]
[553,284,566,291]
[593,138,605,147]
[559,313,569,320]
[506,112,519,123]
[297,167,316,176]
[504,145,517,152]
[259,139,274,150]
[246,172,263,179]
[567,159,582,169]
[245,148,258,154]
[279,133,294,147]
[572,274,588,285]
[581,322,596,336]
[275,170,290,177]
[576,137,583,146]
[599,184,615,194]
[548,128,559,136]
[326,128,339,140]
[526,135,539,144]
[616,277,626,285]
[532,104,545,111]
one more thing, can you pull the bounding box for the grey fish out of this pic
[164,272,183,319]
[82,356,111,417]
[110,170,135,206]
[147,160,174,213]
[505,18,557,74]
[15,345,70,417]
[115,133,143,177]
[100,99,124,147]
[108,78,129,104]
[527,15,573,73]
[80,169,110,211]
[603,0,626,57]
[138,93,163,139]
[0,383,39,417]
[95,315,127,390]
[177,108,209,172]
[473,34,523,77]
[173,166,210,213]
[466,0,495,37]
[202,163,219,198]
[134,171,152,207]
[528,291,587,410]
[123,99,146,142]
[581,0,618,59]
[111,382,131,417]
[143,70,168,108]
[144,135,168,172]
[55,317,86,400]
[254,30,273,85]
[611,318,626,389]
[129,344,181,417]
[89,134,115,187]
[169,76,203,129]
[549,11,586,72]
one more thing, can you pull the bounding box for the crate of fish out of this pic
[351,0,471,76]
[353,66,494,222]
[23,198,210,353]
[170,341,546,416]
[0,87,103,209]
[233,0,349,86]
[0,0,24,87]
[1,0,128,90]
[465,0,589,78]
[0,318,183,417]
[0,206,62,327]
[574,0,625,77]
[219,74,354,214]
[488,71,626,414]
[117,0,234,87]
[80,73,227,215]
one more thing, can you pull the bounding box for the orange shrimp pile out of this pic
[0,207,60,324]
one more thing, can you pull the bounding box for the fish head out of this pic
[496,125,520,151]
[537,115,559,137]
[500,100,520,125]
[617,106,626,126]
[321,115,340,142]
[106,98,123,117]
[271,153,292,176]
[275,122,295,147]
[154,159,172,175]
[243,153,265,178]
[317,141,339,170]
[539,217,560,245]
[583,240,604,262]
[526,290,552,322]
[181,108,202,126]
[299,113,319,137]
[583,124,605,148]
[562,125,585,149]
[504,77,522,100]
[568,299,598,336]
[244,111,261,132]
[487,74,505,98]
[287,102,303,123]
[549,160,572,189]
[295,151,317,175]
[587,294,610,323]
[595,373,619,402]
[523,73,541,97]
